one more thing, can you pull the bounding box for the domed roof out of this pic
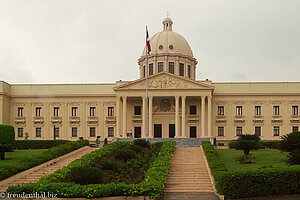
[142,17,194,57]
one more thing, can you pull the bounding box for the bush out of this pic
[281,132,300,165]
[113,148,136,161]
[14,140,70,149]
[133,139,150,148]
[98,159,120,171]
[235,154,255,164]
[67,166,107,185]
[288,149,300,165]
[228,140,237,149]
[0,124,15,160]
[259,141,281,149]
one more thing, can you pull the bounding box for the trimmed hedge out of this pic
[202,141,300,199]
[7,141,176,199]
[0,140,89,181]
[0,124,15,144]
[229,140,281,150]
[14,140,70,149]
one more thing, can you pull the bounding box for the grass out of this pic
[215,149,290,171]
[0,149,47,167]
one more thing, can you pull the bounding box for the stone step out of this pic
[166,181,212,185]
[164,189,215,193]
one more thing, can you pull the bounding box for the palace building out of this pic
[1,17,300,144]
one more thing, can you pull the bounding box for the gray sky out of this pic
[1,0,300,84]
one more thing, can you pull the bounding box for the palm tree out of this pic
[234,134,260,155]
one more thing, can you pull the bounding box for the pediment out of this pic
[114,72,214,91]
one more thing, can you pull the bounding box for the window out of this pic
[236,106,242,116]
[149,63,153,76]
[292,106,298,116]
[179,63,184,76]
[90,127,96,137]
[218,127,224,136]
[108,107,114,116]
[143,66,145,77]
[36,107,41,117]
[54,127,59,137]
[90,107,96,116]
[18,107,24,117]
[169,62,174,74]
[72,107,78,117]
[54,107,60,117]
[158,62,163,73]
[218,106,224,116]
[255,126,261,136]
[274,126,280,136]
[72,127,77,137]
[190,106,197,115]
[36,128,41,137]
[108,127,114,137]
[292,126,298,133]
[255,106,261,116]
[188,65,191,78]
[273,106,280,116]
[134,106,141,115]
[236,127,242,136]
[18,128,23,137]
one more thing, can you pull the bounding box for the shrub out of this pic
[235,154,255,164]
[67,166,107,185]
[133,139,150,148]
[0,124,15,160]
[228,140,237,149]
[13,140,70,149]
[234,134,260,155]
[281,132,300,164]
[98,159,120,171]
[113,148,136,161]
[288,149,300,165]
[259,141,281,149]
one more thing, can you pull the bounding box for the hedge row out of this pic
[7,141,176,199]
[228,140,281,149]
[202,141,300,199]
[0,140,89,181]
[14,140,70,149]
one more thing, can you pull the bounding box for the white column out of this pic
[116,96,121,138]
[142,97,146,138]
[208,96,212,137]
[182,96,186,138]
[175,96,180,138]
[149,96,153,138]
[201,96,206,137]
[122,96,127,138]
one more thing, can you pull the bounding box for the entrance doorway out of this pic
[169,124,175,138]
[134,127,141,138]
[190,126,197,138]
[154,124,162,138]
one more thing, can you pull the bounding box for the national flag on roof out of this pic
[146,26,151,54]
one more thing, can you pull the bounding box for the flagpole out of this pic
[145,26,149,141]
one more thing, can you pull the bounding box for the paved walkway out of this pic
[162,147,219,200]
[0,146,97,192]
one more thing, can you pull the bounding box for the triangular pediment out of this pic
[114,72,214,91]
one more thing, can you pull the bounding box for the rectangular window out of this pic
[255,106,261,116]
[274,126,280,136]
[18,107,24,117]
[190,106,197,115]
[255,126,261,136]
[149,63,153,76]
[273,106,280,116]
[108,107,114,116]
[36,128,41,137]
[143,66,145,77]
[54,107,60,117]
[292,106,298,116]
[72,107,78,117]
[292,126,298,133]
[218,127,224,136]
[90,107,96,116]
[236,106,242,116]
[218,106,224,116]
[169,62,174,74]
[158,62,163,73]
[108,127,114,137]
[134,106,141,115]
[90,127,96,137]
[54,127,59,137]
[72,127,77,137]
[236,127,242,136]
[179,63,184,76]
[36,107,42,117]
[18,128,23,137]
[188,65,191,78]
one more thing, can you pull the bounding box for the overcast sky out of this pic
[1,0,300,84]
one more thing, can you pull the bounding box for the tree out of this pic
[280,132,300,165]
[234,134,260,156]
[0,124,15,160]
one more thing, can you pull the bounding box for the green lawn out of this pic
[0,149,47,167]
[215,149,290,171]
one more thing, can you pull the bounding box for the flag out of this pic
[146,26,151,54]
